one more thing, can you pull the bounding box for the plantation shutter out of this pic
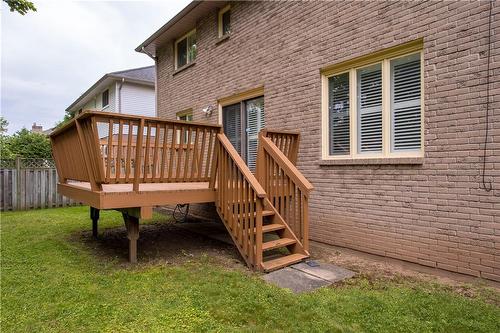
[391,53,421,151]
[223,103,242,154]
[357,64,383,153]
[328,73,350,155]
[245,97,265,171]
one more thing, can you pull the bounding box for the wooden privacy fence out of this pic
[0,157,80,211]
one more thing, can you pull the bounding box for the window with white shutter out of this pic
[328,73,350,155]
[321,41,423,160]
[391,53,421,151]
[357,64,382,153]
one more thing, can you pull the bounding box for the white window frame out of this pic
[321,41,424,161]
[218,5,231,38]
[174,29,196,70]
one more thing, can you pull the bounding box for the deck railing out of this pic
[50,111,222,191]
[215,133,266,269]
[257,132,313,251]
[261,129,300,165]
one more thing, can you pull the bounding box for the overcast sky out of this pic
[1,0,191,134]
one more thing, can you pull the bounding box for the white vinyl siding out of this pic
[120,82,156,117]
[391,53,421,151]
[323,48,423,160]
[82,84,116,112]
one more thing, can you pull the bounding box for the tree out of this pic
[55,110,75,128]
[0,116,8,135]
[3,0,36,15]
[3,128,52,158]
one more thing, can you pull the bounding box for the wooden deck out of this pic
[59,181,214,209]
[50,111,313,271]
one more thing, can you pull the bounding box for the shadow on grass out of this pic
[69,220,246,270]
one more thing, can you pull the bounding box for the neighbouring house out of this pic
[31,123,55,136]
[133,1,499,280]
[66,66,156,117]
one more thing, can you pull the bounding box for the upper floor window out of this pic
[322,41,423,160]
[175,29,197,69]
[218,5,231,38]
[102,89,109,108]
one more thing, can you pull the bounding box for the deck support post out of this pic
[122,212,139,264]
[90,207,100,238]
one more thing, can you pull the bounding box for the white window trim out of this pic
[174,29,196,70]
[218,5,231,38]
[321,41,424,161]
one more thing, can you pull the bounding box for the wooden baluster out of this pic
[242,178,248,260]
[302,192,309,251]
[133,118,144,192]
[152,123,160,182]
[116,120,123,181]
[228,157,234,231]
[197,128,207,181]
[168,125,176,181]
[125,120,133,182]
[190,127,200,180]
[205,130,214,181]
[143,122,151,182]
[160,123,169,181]
[182,127,193,181]
[175,126,184,181]
[238,172,243,248]
[255,197,263,269]
[91,117,105,183]
[106,119,113,183]
[249,187,255,267]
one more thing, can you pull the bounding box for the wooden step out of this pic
[261,253,309,272]
[254,223,285,233]
[236,209,274,218]
[262,238,296,251]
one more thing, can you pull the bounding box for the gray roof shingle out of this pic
[109,65,155,83]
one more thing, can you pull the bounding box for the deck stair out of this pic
[50,111,313,272]
[215,131,313,272]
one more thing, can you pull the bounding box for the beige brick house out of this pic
[135,1,499,281]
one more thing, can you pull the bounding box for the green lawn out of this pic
[1,207,499,333]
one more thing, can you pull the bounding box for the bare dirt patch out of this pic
[310,241,500,306]
[74,221,246,270]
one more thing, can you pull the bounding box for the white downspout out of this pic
[117,78,125,113]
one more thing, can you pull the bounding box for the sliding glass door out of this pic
[222,96,265,170]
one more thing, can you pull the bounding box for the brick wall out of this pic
[154,1,500,281]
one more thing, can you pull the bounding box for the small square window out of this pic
[102,90,109,108]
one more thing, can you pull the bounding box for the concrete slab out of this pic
[262,267,330,293]
[292,261,356,283]
[262,261,355,293]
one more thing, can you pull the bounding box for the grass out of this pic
[1,206,499,333]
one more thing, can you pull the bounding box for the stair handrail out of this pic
[258,135,313,194]
[215,133,267,269]
[216,134,266,198]
[257,131,313,251]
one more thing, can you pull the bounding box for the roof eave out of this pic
[135,0,202,55]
